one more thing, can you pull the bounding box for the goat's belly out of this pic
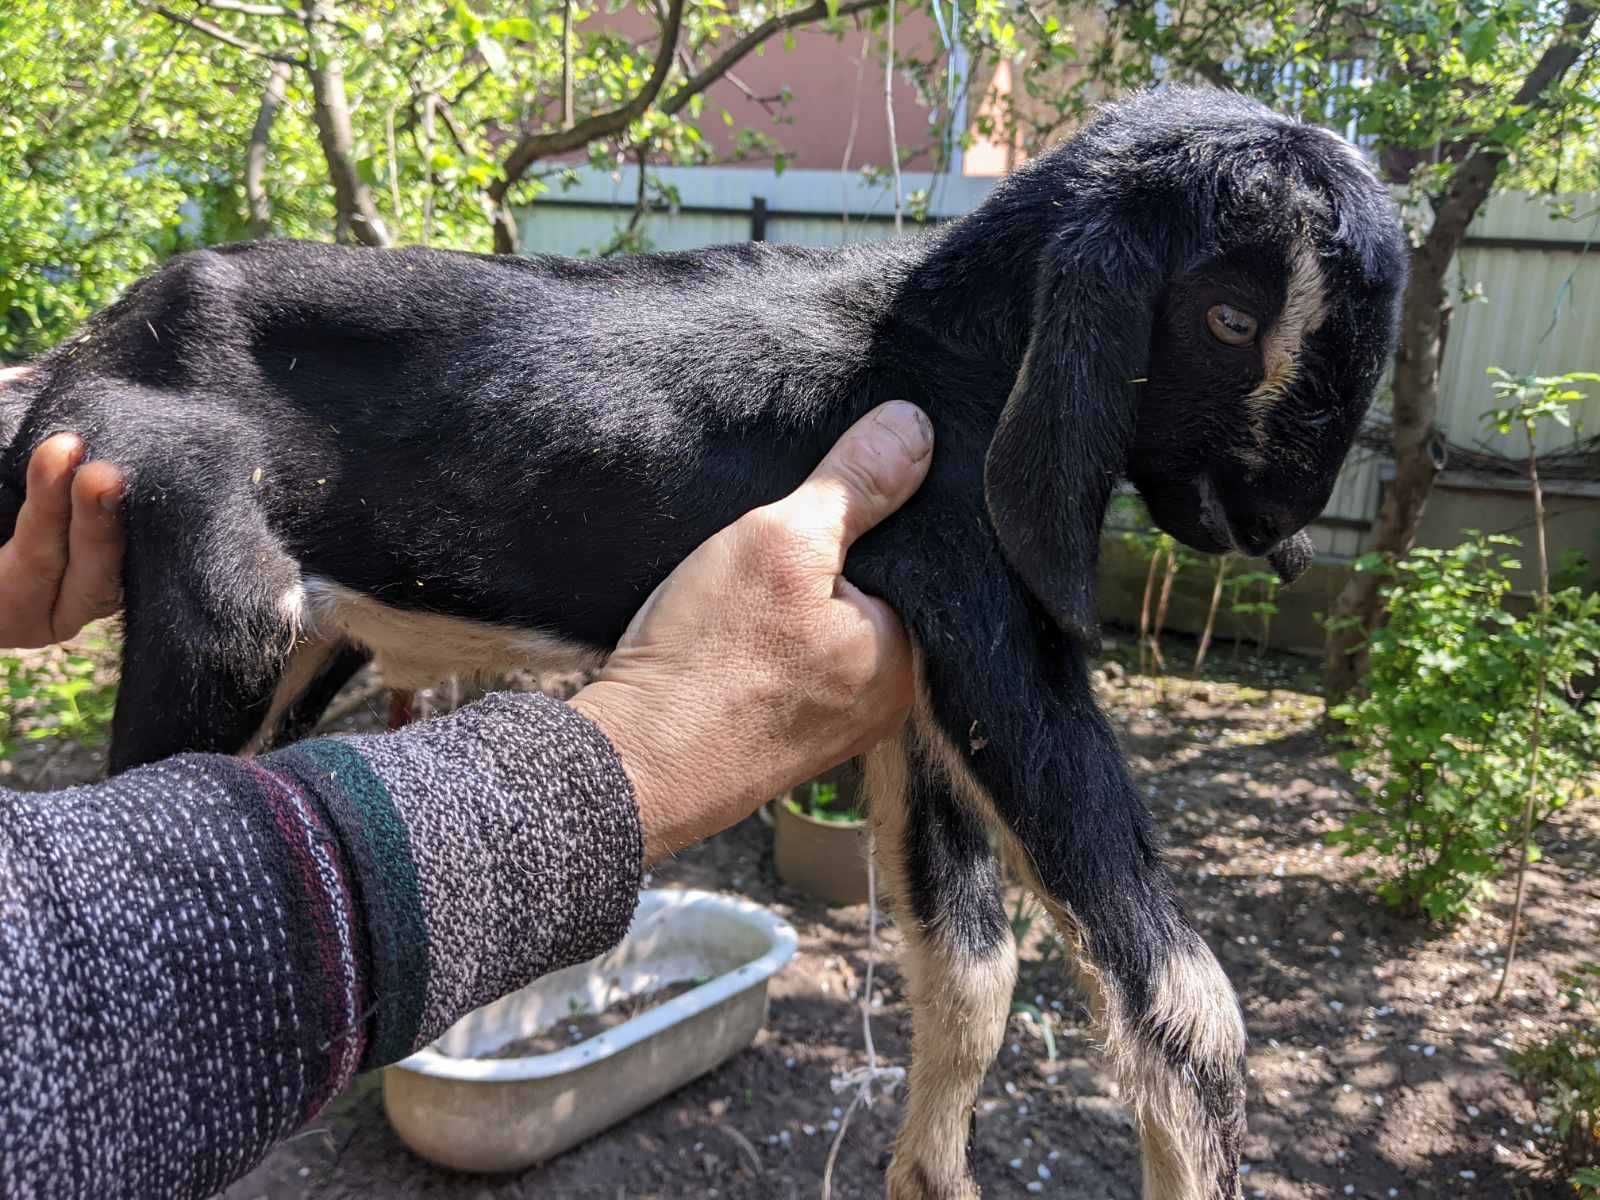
[298,575,605,690]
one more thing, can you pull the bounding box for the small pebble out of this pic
[784,1057,796,1069]
[1004,1081,1018,1096]
[1459,1170,1476,1180]
[1344,1187,1354,1197]
[802,1124,816,1137]
[1038,1165,1051,1181]
[1010,1158,1024,1170]
[1026,1184,1044,1195]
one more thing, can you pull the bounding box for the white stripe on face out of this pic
[1241,244,1329,451]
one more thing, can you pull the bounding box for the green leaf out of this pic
[1461,18,1497,65]
[476,34,507,76]
[453,0,484,38]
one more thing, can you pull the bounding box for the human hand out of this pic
[570,401,932,864]
[0,434,126,650]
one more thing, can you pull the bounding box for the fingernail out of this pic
[872,401,933,463]
[51,433,85,466]
[99,482,124,515]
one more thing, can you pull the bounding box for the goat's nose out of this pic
[1232,506,1300,558]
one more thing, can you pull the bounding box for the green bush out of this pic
[1326,534,1600,921]
[1511,964,1600,1181]
[0,637,119,760]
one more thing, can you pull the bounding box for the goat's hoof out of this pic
[885,1156,980,1200]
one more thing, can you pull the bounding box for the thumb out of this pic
[763,401,933,570]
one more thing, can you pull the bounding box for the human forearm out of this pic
[0,691,642,1200]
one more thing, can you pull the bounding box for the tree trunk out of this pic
[246,62,291,238]
[1322,0,1597,700]
[1323,240,1451,697]
[302,0,390,247]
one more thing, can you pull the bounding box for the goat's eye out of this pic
[1205,303,1259,347]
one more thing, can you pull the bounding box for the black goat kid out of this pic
[0,88,1405,1198]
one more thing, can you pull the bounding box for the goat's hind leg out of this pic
[866,723,1016,1200]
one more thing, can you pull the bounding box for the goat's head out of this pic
[982,86,1407,643]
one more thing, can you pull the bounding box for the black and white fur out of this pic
[0,88,1405,1199]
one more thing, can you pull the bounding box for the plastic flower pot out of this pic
[772,762,874,905]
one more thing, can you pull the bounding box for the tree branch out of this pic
[302,0,389,246]
[487,0,885,253]
[1421,0,1597,267]
[246,60,292,237]
[562,0,575,130]
[660,0,884,116]
[490,0,687,203]
[149,5,306,65]
[197,0,296,17]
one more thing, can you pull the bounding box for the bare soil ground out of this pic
[6,631,1597,1199]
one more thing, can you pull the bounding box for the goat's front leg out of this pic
[864,719,1016,1200]
[916,623,1246,1200]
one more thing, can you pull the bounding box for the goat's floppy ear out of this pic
[984,269,1157,645]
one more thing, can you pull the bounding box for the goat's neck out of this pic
[888,210,1049,369]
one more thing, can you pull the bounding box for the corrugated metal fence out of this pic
[1318,191,1600,559]
[517,170,1600,559]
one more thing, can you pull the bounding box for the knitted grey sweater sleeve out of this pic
[0,691,643,1200]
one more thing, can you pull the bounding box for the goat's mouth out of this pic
[1195,477,1316,585]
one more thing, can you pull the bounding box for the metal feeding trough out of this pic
[383,888,798,1173]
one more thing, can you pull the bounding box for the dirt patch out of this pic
[6,632,1594,1199]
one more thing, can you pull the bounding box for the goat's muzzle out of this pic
[1265,531,1315,585]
